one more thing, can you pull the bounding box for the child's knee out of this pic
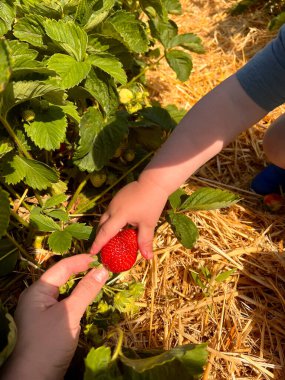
[263,114,285,169]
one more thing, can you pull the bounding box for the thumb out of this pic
[63,266,109,323]
[138,225,154,260]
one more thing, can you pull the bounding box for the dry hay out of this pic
[118,1,285,380]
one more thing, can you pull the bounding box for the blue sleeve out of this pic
[236,25,285,111]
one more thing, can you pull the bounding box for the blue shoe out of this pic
[251,164,285,195]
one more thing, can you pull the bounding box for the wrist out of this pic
[138,171,171,200]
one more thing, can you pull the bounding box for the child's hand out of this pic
[1,254,109,380]
[90,179,169,260]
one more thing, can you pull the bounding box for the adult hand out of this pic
[90,179,169,260]
[1,254,109,380]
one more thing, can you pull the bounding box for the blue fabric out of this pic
[251,164,285,194]
[236,25,285,111]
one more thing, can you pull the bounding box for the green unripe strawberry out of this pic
[22,109,35,122]
[123,148,135,162]
[90,171,107,188]
[106,172,118,185]
[40,100,50,111]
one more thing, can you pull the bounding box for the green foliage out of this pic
[0,187,10,238]
[190,265,237,297]
[230,0,285,29]
[167,187,240,248]
[84,340,208,380]
[0,303,17,367]
[0,0,203,261]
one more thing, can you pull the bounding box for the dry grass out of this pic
[118,1,285,379]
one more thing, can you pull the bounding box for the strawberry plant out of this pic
[167,187,240,248]
[0,0,204,264]
[230,0,285,29]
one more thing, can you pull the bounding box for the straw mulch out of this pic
[118,1,285,379]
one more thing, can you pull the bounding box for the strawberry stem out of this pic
[110,328,124,362]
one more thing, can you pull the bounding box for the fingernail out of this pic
[92,267,109,283]
[142,250,153,260]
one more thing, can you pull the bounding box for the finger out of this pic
[39,254,94,296]
[63,266,109,322]
[89,217,126,255]
[137,224,154,259]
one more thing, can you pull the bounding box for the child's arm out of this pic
[90,74,267,259]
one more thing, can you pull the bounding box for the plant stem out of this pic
[0,116,44,206]
[73,152,153,214]
[5,232,34,262]
[120,55,165,89]
[67,173,91,212]
[10,209,29,228]
[110,328,124,362]
[0,180,31,211]
[0,115,32,159]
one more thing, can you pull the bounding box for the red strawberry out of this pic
[101,229,138,273]
[263,193,284,212]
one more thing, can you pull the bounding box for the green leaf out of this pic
[165,49,192,82]
[85,68,119,116]
[164,0,182,14]
[190,271,205,289]
[16,0,62,18]
[43,194,67,209]
[48,230,72,254]
[0,303,17,367]
[59,102,80,123]
[84,0,115,31]
[0,39,11,93]
[132,125,164,150]
[44,19,88,61]
[215,268,237,283]
[4,155,58,190]
[30,207,61,232]
[138,106,176,130]
[0,139,13,158]
[13,15,46,48]
[3,154,26,185]
[84,346,112,379]
[6,40,39,68]
[73,108,128,172]
[139,0,167,19]
[0,188,10,238]
[0,1,15,37]
[102,10,149,53]
[269,12,285,31]
[121,343,207,378]
[24,105,67,151]
[169,33,205,54]
[179,187,240,211]
[167,211,198,249]
[149,18,178,48]
[88,53,127,84]
[165,104,187,124]
[2,81,62,117]
[65,223,93,240]
[0,239,18,277]
[168,188,188,211]
[47,54,91,89]
[44,209,69,222]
